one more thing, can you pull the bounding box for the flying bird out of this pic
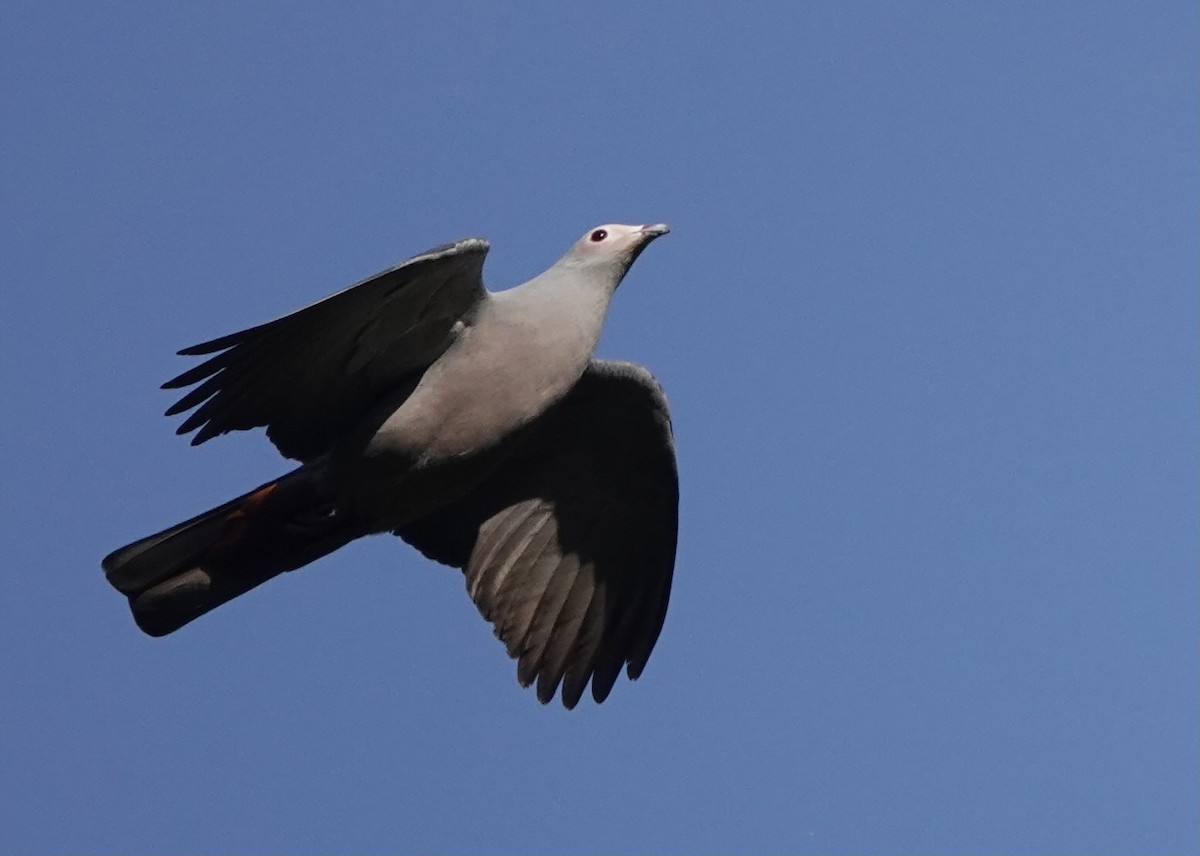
[103,223,678,708]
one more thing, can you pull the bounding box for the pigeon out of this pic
[103,223,678,709]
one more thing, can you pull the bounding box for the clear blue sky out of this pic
[1,3,1196,853]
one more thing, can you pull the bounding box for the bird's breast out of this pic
[405,314,593,459]
[327,298,599,527]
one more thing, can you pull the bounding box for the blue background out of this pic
[2,3,1196,853]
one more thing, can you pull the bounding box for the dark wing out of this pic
[163,238,490,462]
[397,360,679,709]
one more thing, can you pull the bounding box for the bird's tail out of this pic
[103,467,366,636]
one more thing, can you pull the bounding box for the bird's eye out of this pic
[589,229,608,242]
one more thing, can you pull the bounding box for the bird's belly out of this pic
[331,447,503,530]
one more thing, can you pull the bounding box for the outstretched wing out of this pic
[163,238,490,462]
[397,360,679,709]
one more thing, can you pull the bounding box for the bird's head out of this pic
[559,223,670,283]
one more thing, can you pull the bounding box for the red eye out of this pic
[589,229,608,242]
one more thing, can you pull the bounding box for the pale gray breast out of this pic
[327,284,607,525]
[385,287,604,461]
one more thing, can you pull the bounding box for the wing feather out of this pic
[560,580,608,709]
[396,360,678,708]
[517,551,582,688]
[536,559,596,705]
[162,238,488,461]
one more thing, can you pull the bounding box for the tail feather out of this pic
[104,492,251,595]
[103,467,365,636]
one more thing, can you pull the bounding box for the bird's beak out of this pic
[626,224,669,268]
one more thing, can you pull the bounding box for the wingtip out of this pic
[559,682,585,710]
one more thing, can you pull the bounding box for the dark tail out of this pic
[102,467,366,636]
